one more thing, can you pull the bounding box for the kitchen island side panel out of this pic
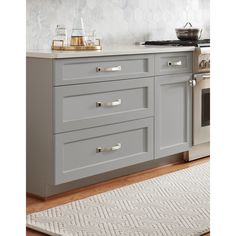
[26,58,54,197]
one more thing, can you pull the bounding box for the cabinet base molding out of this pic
[27,153,184,199]
[183,142,210,161]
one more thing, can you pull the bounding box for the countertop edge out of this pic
[26,46,195,59]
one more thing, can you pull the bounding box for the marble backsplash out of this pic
[27,0,210,50]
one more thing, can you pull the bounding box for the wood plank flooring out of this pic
[27,157,210,236]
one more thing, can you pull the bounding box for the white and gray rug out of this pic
[27,162,210,236]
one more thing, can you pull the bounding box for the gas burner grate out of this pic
[144,39,210,47]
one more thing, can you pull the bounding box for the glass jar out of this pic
[85,30,97,46]
[70,28,86,46]
[52,25,68,47]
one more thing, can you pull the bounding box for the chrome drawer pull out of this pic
[167,61,182,66]
[96,66,122,72]
[96,99,121,107]
[96,143,121,153]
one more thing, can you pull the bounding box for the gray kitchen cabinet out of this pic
[155,73,192,158]
[27,51,193,198]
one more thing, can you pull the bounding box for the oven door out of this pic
[193,73,210,145]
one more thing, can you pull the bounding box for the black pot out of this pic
[175,22,202,41]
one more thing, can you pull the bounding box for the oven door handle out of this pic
[194,73,210,81]
[202,75,210,80]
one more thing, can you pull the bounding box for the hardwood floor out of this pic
[27,157,210,236]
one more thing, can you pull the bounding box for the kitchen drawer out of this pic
[155,52,192,75]
[54,118,153,185]
[53,54,154,85]
[54,78,154,133]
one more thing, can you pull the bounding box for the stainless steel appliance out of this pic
[144,39,210,161]
[188,46,210,160]
[144,39,210,47]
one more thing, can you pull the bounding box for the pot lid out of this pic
[176,22,200,30]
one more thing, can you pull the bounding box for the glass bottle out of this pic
[70,17,86,46]
[52,25,67,47]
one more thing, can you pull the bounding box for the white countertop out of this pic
[26,45,195,59]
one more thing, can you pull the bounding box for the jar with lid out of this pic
[52,25,68,48]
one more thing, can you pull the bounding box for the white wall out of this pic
[27,0,210,49]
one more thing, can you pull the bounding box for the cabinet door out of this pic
[155,74,192,158]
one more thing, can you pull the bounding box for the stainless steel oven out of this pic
[185,47,210,161]
[193,73,210,146]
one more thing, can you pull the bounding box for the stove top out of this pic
[144,39,210,47]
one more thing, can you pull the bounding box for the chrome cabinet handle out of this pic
[189,79,197,87]
[96,143,121,153]
[96,66,122,72]
[96,99,121,107]
[168,61,182,66]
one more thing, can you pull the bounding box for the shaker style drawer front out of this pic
[54,78,154,133]
[53,54,154,85]
[54,118,153,185]
[155,52,192,75]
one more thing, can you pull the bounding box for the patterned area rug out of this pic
[27,162,210,236]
